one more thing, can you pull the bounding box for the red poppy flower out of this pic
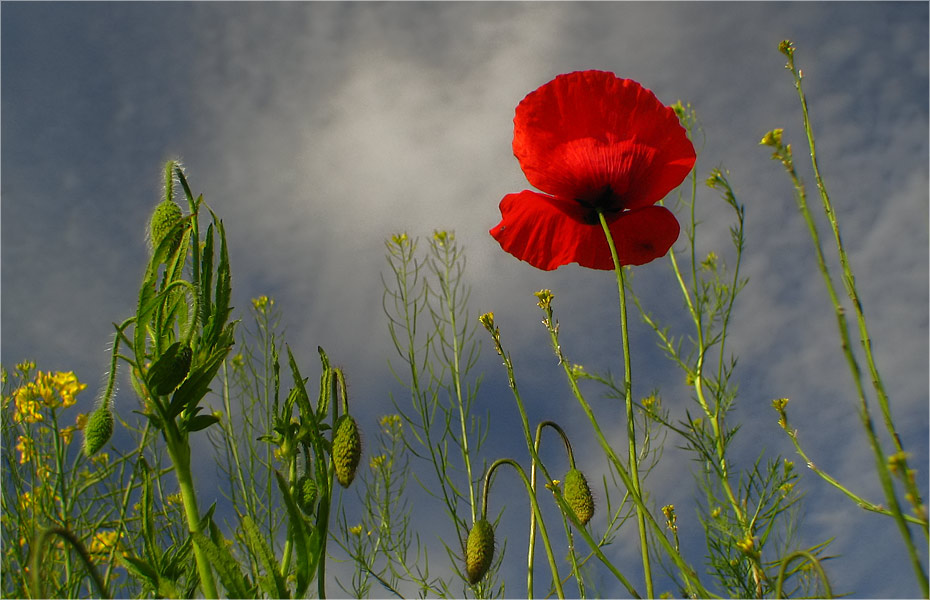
[490,70,696,271]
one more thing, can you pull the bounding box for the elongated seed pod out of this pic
[465,519,495,585]
[332,415,361,488]
[564,468,595,525]
[83,405,114,457]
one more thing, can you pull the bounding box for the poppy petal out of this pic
[513,70,695,210]
[490,190,680,271]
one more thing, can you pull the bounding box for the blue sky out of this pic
[2,2,928,597]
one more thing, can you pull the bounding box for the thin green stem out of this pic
[786,47,927,542]
[30,527,110,599]
[774,550,832,599]
[772,124,926,595]
[484,458,565,599]
[597,211,653,598]
[529,303,711,598]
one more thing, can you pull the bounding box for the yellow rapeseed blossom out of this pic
[349,524,363,536]
[51,371,86,408]
[15,435,36,465]
[19,491,34,513]
[369,454,386,470]
[251,295,273,313]
[379,414,402,436]
[88,530,124,560]
[12,370,86,421]
[13,385,43,423]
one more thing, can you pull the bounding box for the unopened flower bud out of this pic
[465,519,495,585]
[564,468,595,526]
[83,405,114,457]
[149,199,183,252]
[332,415,362,488]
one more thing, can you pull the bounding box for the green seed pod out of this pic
[147,342,193,396]
[332,415,361,488]
[83,405,114,457]
[296,474,317,516]
[564,468,595,526]
[465,519,495,585]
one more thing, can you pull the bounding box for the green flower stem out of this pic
[436,240,479,525]
[484,458,565,600]
[664,234,768,596]
[105,418,154,589]
[164,423,219,599]
[774,550,833,599]
[31,527,109,599]
[779,414,927,526]
[532,303,709,598]
[527,421,579,597]
[279,454,299,581]
[784,45,927,542]
[596,211,653,598]
[768,101,927,594]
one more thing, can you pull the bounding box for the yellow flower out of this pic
[15,435,36,465]
[379,414,402,436]
[52,371,86,408]
[19,491,34,513]
[251,295,273,313]
[36,464,51,481]
[349,524,363,536]
[13,384,43,423]
[88,530,123,560]
[369,454,386,470]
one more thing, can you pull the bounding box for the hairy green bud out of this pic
[147,342,193,396]
[564,468,595,526]
[83,405,114,457]
[465,519,495,585]
[296,474,317,515]
[149,199,183,252]
[332,415,361,488]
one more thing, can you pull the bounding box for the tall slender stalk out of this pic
[597,211,653,597]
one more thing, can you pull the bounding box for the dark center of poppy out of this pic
[575,184,624,224]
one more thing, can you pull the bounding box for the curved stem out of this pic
[484,458,565,599]
[30,527,110,599]
[527,420,578,597]
[774,550,832,599]
[597,211,653,597]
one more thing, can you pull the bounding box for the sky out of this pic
[2,2,928,598]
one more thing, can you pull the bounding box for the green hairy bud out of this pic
[147,342,193,396]
[564,468,595,525]
[465,519,495,585]
[83,405,114,457]
[332,415,361,488]
[296,474,317,515]
[149,199,183,252]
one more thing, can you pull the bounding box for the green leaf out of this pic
[171,342,233,418]
[200,222,215,328]
[191,531,254,599]
[212,215,232,339]
[241,515,289,599]
[118,553,160,591]
[187,413,220,432]
[286,345,314,418]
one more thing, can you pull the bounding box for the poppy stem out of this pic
[597,210,654,598]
